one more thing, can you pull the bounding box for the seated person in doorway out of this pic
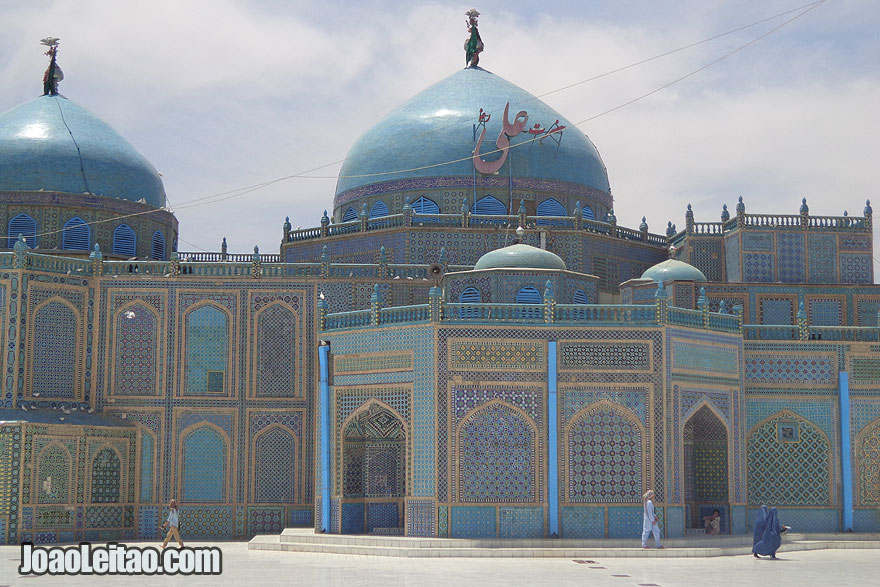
[703,509,721,535]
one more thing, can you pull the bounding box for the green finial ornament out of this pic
[464,9,484,67]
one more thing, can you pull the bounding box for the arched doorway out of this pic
[341,403,406,534]
[683,405,729,533]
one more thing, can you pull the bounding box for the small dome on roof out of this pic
[474,243,567,271]
[641,259,706,282]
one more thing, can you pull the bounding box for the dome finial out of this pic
[464,9,484,67]
[40,37,63,96]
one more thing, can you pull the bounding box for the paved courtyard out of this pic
[0,541,876,586]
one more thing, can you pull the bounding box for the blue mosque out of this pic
[0,24,879,545]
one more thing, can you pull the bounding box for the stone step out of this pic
[249,532,880,558]
[248,536,880,560]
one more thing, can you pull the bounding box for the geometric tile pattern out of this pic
[840,253,872,284]
[499,506,543,538]
[560,506,604,538]
[450,340,545,371]
[90,448,120,503]
[567,404,641,502]
[406,500,434,537]
[777,232,804,283]
[459,402,535,502]
[560,343,649,371]
[857,419,880,505]
[182,426,227,502]
[807,234,837,283]
[743,252,774,282]
[760,299,793,325]
[113,304,157,395]
[36,444,71,504]
[452,386,542,426]
[31,301,78,398]
[744,356,834,383]
[256,304,297,397]
[449,506,495,538]
[248,506,284,535]
[747,412,829,506]
[808,299,842,326]
[672,342,739,375]
[253,427,296,503]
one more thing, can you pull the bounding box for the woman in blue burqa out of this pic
[753,506,789,559]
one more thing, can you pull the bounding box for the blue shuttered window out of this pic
[113,224,136,257]
[471,195,507,215]
[62,217,90,251]
[8,213,37,248]
[458,287,481,319]
[516,286,542,304]
[537,198,566,217]
[412,196,440,214]
[574,289,588,304]
[342,207,358,222]
[369,201,389,218]
[582,205,595,220]
[151,231,166,260]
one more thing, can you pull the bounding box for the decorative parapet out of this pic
[797,302,809,340]
[543,279,555,323]
[251,246,262,278]
[14,234,28,268]
[370,284,382,326]
[697,286,709,328]
[429,286,442,322]
[654,280,668,324]
[378,246,389,279]
[318,296,328,330]
[89,243,103,276]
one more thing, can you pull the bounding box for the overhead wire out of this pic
[24,1,825,240]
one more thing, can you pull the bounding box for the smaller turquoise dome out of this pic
[474,243,567,271]
[641,259,706,282]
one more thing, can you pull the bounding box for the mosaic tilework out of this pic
[499,507,543,538]
[289,508,312,527]
[449,340,545,371]
[840,253,871,284]
[90,448,120,503]
[452,386,542,426]
[853,509,880,532]
[341,502,364,534]
[748,412,830,506]
[856,420,880,505]
[138,506,158,539]
[335,353,413,374]
[689,240,722,282]
[560,342,649,371]
[85,506,122,528]
[742,232,773,252]
[567,404,641,503]
[184,304,228,395]
[746,507,838,533]
[856,298,880,326]
[36,444,71,504]
[113,304,158,395]
[760,299,793,325]
[724,233,741,281]
[172,506,233,538]
[807,234,837,283]
[809,299,843,326]
[182,426,227,502]
[743,253,774,282]
[560,506,604,538]
[256,304,297,397]
[665,506,685,538]
[777,232,805,283]
[140,432,153,502]
[437,505,448,537]
[450,506,495,538]
[248,506,284,534]
[366,502,399,532]
[31,301,78,398]
[745,356,834,384]
[34,507,74,529]
[253,427,297,503]
[672,342,738,375]
[459,402,536,502]
[607,506,642,539]
[0,427,19,519]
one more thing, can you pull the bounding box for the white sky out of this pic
[1,0,878,276]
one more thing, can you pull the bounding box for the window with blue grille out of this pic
[574,289,588,304]
[516,286,542,304]
[342,207,357,222]
[369,201,389,218]
[8,213,37,248]
[471,195,507,215]
[412,196,440,214]
[113,224,136,257]
[151,231,166,260]
[537,198,566,217]
[458,287,481,319]
[62,217,90,251]
[582,205,595,220]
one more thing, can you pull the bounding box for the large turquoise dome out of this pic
[335,66,609,204]
[641,259,707,282]
[0,95,165,207]
[475,243,567,271]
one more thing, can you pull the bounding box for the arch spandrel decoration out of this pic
[456,400,538,503]
[747,410,832,506]
[565,400,645,503]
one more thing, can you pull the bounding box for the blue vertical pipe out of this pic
[839,371,853,531]
[548,341,559,536]
[319,343,331,532]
